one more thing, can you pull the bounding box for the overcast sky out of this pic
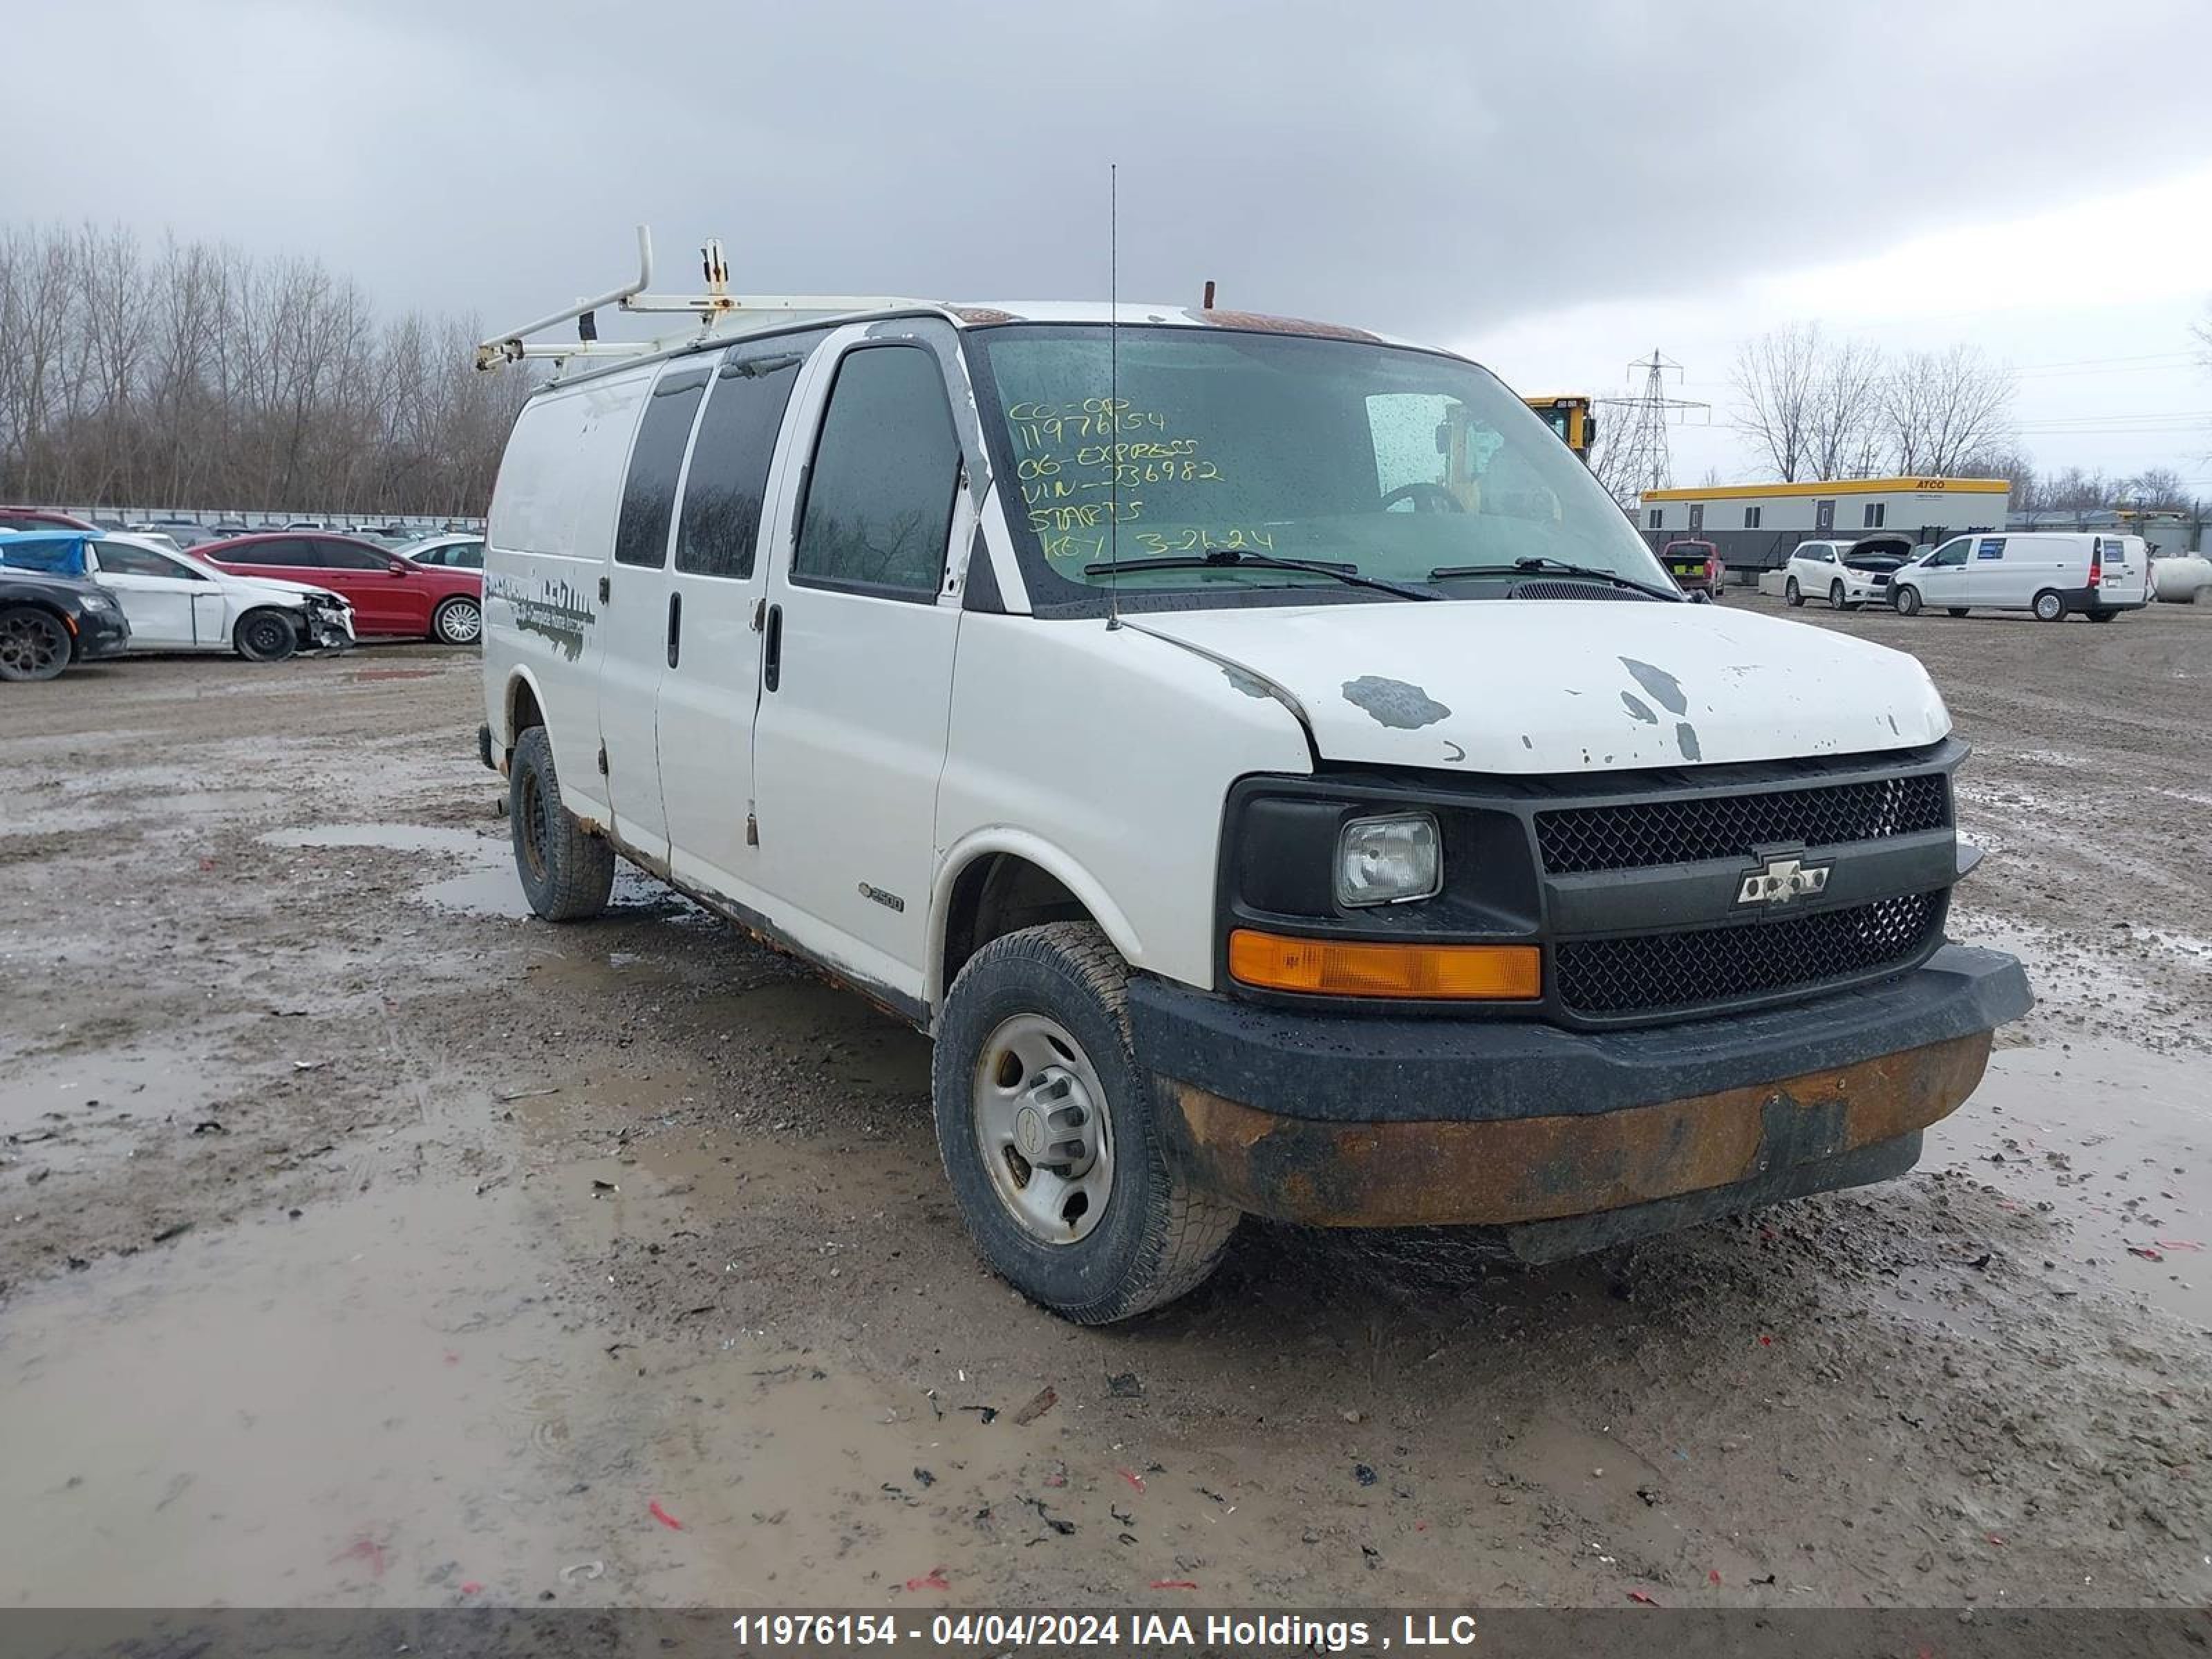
[10,0,2212,485]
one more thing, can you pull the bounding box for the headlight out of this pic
[1335,812,1441,908]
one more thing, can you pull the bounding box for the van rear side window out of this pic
[675,339,818,579]
[793,345,960,598]
[615,368,711,568]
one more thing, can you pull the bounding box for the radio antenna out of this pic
[1105,161,1122,630]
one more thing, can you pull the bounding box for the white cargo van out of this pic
[1889,532,2149,621]
[473,242,2030,1322]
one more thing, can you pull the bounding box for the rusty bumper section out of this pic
[1127,943,2032,1235]
[1165,1031,1991,1228]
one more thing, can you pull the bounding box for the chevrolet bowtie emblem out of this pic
[1737,854,1831,906]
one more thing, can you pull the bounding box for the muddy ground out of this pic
[2,595,2209,1612]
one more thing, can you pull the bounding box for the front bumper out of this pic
[73,608,132,662]
[1129,944,2030,1235]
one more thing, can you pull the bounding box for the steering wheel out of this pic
[1380,481,1464,514]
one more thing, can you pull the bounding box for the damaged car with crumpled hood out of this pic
[0,530,353,660]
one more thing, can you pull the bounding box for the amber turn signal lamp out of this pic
[1226,929,1541,1000]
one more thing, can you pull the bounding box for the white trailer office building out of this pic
[1638,477,2011,574]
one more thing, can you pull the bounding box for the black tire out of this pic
[432,596,482,646]
[2089,610,2116,623]
[1893,585,1923,617]
[508,725,614,921]
[2033,590,2066,623]
[1784,577,1803,607]
[233,608,299,663]
[1947,608,1970,618]
[0,606,71,682]
[932,921,1238,1323]
[1828,579,1848,610]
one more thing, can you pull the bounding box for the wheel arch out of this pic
[929,832,1144,1018]
[503,664,549,748]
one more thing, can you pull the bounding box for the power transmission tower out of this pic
[1596,350,1708,508]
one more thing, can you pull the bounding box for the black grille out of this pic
[1536,771,1949,874]
[1555,892,1941,1017]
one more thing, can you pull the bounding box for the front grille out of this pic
[1555,892,1941,1017]
[1535,771,1949,874]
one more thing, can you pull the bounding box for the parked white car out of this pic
[472,274,2029,1323]
[1783,536,1911,610]
[84,533,354,658]
[399,534,485,570]
[1889,532,2149,622]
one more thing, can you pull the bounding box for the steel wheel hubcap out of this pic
[518,772,549,881]
[973,1013,1114,1245]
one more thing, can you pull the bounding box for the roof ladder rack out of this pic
[473,225,924,374]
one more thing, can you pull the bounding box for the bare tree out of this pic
[1731,324,1821,481]
[2122,466,2188,508]
[1882,345,2016,476]
[1808,337,1886,480]
[0,220,531,516]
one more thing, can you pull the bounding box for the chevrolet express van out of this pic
[476,291,2030,1322]
[1889,532,2149,621]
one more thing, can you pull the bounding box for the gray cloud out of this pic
[10,0,2211,350]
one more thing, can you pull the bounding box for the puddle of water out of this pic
[1928,1037,2212,1327]
[260,823,492,856]
[0,1158,1032,1608]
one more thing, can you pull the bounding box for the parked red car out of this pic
[1659,537,1726,601]
[0,507,98,533]
[195,533,482,644]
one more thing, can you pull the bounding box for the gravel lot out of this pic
[1,594,2208,1611]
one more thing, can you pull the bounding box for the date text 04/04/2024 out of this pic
[727,1612,1485,1649]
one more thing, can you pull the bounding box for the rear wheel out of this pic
[1892,585,1923,617]
[1784,577,1803,607]
[0,607,71,681]
[1946,608,1970,618]
[509,726,614,921]
[2033,590,2067,622]
[432,596,482,646]
[233,608,299,663]
[933,921,1238,1323]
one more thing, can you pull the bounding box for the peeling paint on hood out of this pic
[1133,601,1951,773]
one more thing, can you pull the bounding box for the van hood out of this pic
[1129,599,1950,773]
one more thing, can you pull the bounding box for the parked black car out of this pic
[0,568,132,681]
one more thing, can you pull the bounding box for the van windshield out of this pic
[969,325,1667,607]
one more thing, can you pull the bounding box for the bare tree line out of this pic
[0,222,532,516]
[1732,324,2020,482]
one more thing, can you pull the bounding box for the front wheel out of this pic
[1892,585,1924,617]
[1947,608,1970,618]
[432,596,482,646]
[2089,610,2116,623]
[933,922,1238,1324]
[2034,590,2067,622]
[1785,577,1803,607]
[508,726,614,921]
[0,606,71,681]
[233,608,299,663]
[1829,580,1848,610]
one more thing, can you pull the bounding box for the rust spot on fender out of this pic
[1163,1033,1993,1228]
[1182,308,1380,343]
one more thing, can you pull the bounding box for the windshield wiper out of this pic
[1427,556,1681,603]
[1082,547,1438,601]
